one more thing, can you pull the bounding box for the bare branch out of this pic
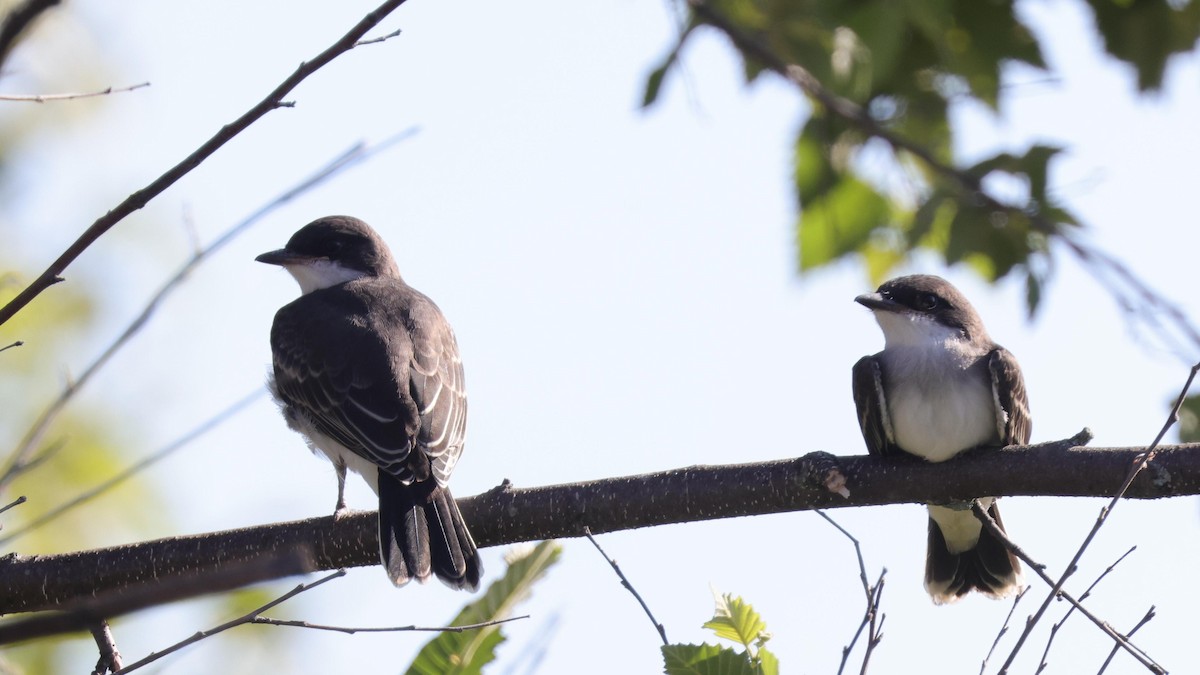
[90,620,123,675]
[994,363,1196,673]
[583,527,668,645]
[355,27,402,47]
[0,131,417,489]
[0,0,411,327]
[816,510,885,675]
[0,495,25,516]
[0,0,60,68]
[1096,607,1157,675]
[112,569,344,674]
[1035,547,1137,673]
[6,439,1192,618]
[0,82,150,103]
[972,504,1162,674]
[249,614,527,634]
[980,586,1028,675]
[0,549,316,645]
[0,389,266,545]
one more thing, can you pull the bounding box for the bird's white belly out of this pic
[889,372,996,463]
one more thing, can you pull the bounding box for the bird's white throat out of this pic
[283,260,369,295]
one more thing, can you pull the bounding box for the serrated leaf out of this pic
[703,594,768,651]
[662,643,758,675]
[405,541,562,675]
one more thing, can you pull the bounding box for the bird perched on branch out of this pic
[257,215,481,591]
[852,274,1027,603]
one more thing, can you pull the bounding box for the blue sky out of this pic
[4,0,1199,672]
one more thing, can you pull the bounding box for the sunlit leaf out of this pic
[703,593,769,652]
[405,541,562,675]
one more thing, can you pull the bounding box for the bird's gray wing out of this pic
[402,292,467,488]
[852,355,897,458]
[271,288,421,481]
[988,348,1032,445]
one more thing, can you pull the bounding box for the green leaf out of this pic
[405,541,562,675]
[1024,268,1043,318]
[662,643,758,675]
[1084,0,1200,91]
[757,648,779,675]
[798,177,891,270]
[643,62,670,108]
[703,593,769,652]
[1178,394,1200,443]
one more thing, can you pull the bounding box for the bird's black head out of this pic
[257,215,400,275]
[856,274,985,339]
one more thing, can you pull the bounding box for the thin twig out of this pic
[249,614,528,634]
[0,82,149,103]
[0,340,22,353]
[816,510,885,675]
[1096,607,1156,675]
[980,586,1028,675]
[0,496,25,516]
[354,27,402,47]
[112,570,346,674]
[972,504,1163,674]
[90,620,123,675]
[1035,547,1137,673]
[0,389,266,546]
[0,0,411,327]
[582,526,667,645]
[0,130,417,489]
[995,364,1197,674]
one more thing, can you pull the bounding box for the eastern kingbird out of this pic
[257,216,482,591]
[852,274,1027,603]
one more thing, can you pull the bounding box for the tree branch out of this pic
[0,0,59,69]
[0,82,150,103]
[1,439,1197,619]
[0,0,409,327]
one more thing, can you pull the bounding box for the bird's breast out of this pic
[884,350,997,462]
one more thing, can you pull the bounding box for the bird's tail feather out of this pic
[378,472,482,591]
[925,501,1022,604]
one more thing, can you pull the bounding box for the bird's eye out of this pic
[916,293,940,310]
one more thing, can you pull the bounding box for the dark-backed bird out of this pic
[852,274,1027,603]
[257,215,481,591]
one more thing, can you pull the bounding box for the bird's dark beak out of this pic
[256,248,311,266]
[855,292,902,312]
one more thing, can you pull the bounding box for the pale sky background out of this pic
[4,0,1200,673]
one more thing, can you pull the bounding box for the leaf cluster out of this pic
[662,592,778,675]
[646,0,1200,313]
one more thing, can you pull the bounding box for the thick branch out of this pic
[0,0,408,327]
[1,442,1197,621]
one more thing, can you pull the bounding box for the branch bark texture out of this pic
[1,442,1197,622]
